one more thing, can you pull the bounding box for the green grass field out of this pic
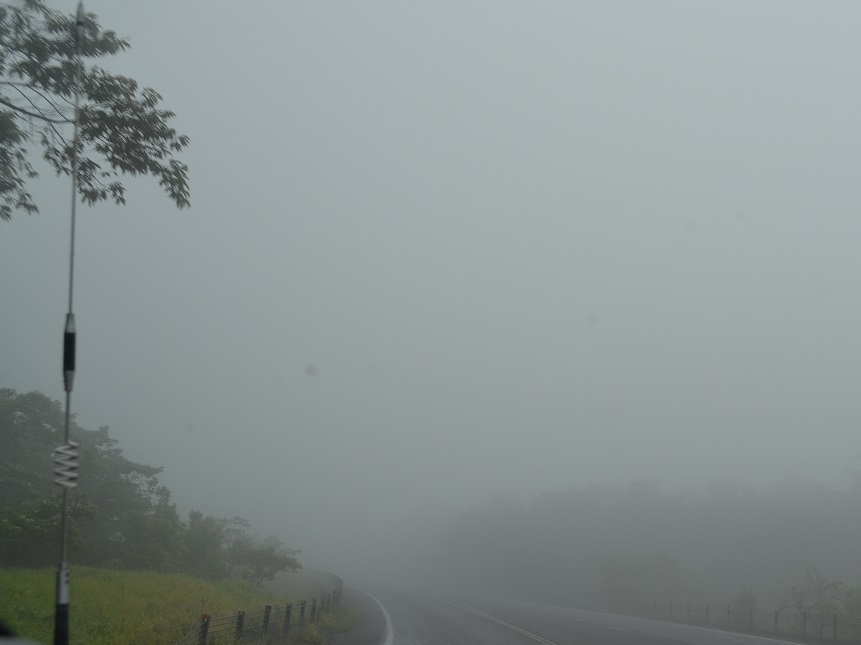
[0,567,356,645]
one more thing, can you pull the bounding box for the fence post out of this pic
[774,610,778,633]
[234,610,245,639]
[706,604,710,624]
[726,605,731,626]
[198,614,211,645]
[299,600,306,626]
[833,613,837,641]
[802,611,807,637]
[311,597,318,624]
[281,603,292,640]
[262,605,272,640]
[749,607,753,632]
[686,603,690,623]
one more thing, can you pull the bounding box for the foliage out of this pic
[430,479,861,609]
[0,388,180,570]
[805,567,843,636]
[226,530,301,587]
[0,388,65,508]
[0,494,96,567]
[182,513,302,585]
[0,0,189,221]
[0,387,300,583]
[779,567,844,637]
[182,510,228,579]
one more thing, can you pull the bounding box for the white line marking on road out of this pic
[611,627,633,633]
[358,589,394,645]
[451,601,561,645]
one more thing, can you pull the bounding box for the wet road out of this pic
[333,587,803,645]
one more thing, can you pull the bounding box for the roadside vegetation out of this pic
[0,387,299,583]
[300,610,361,645]
[0,566,355,645]
[428,480,861,618]
[0,387,356,642]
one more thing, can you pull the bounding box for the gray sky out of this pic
[3,1,861,568]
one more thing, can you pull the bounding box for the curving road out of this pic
[333,587,804,645]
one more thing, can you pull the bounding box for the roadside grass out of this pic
[0,566,300,645]
[301,607,361,644]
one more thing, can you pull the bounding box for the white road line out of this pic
[451,601,561,645]
[358,589,394,645]
[611,627,634,633]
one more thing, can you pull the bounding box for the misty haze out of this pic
[3,2,861,644]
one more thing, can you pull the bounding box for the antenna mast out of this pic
[54,4,85,645]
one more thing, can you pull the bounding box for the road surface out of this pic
[333,587,804,645]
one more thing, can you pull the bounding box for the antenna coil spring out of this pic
[53,441,80,489]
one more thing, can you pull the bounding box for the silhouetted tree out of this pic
[1,387,302,579]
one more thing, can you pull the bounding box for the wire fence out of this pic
[639,599,861,643]
[173,587,342,645]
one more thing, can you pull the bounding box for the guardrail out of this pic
[173,589,341,645]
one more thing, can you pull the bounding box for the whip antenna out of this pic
[54,4,85,645]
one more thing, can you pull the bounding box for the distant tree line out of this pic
[0,388,299,585]
[425,479,861,615]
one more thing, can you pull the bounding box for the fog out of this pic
[3,0,861,603]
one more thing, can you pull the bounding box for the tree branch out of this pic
[0,94,70,124]
[6,84,70,146]
[16,82,72,121]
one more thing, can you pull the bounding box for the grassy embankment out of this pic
[0,566,357,645]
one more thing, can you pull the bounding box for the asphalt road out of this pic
[333,587,806,645]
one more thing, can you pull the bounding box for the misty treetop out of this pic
[0,387,299,584]
[0,0,190,221]
[430,479,861,611]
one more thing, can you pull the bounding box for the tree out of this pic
[803,567,843,637]
[0,387,303,578]
[779,567,844,637]
[181,513,301,584]
[224,523,301,586]
[0,387,180,569]
[110,489,185,571]
[0,494,95,567]
[72,424,171,567]
[182,510,228,579]
[0,388,63,509]
[0,0,189,221]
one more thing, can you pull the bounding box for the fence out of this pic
[641,599,861,643]
[173,588,341,645]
